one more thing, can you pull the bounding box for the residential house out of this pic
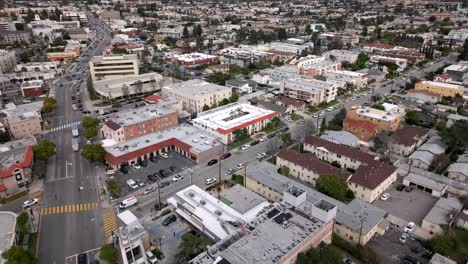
[225,78,256,94]
[343,118,378,142]
[388,126,430,157]
[408,136,447,170]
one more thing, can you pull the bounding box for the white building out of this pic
[93,72,165,100]
[326,70,369,88]
[322,49,360,64]
[447,29,468,42]
[192,103,279,144]
[280,78,337,105]
[89,54,139,81]
[0,49,16,74]
[117,211,150,264]
[370,55,407,71]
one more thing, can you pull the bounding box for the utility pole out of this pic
[157,179,161,210]
[243,162,247,187]
[358,212,368,245]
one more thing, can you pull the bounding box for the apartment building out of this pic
[343,118,378,142]
[299,60,342,76]
[302,136,398,203]
[322,49,360,64]
[383,50,426,64]
[280,78,337,105]
[319,32,360,45]
[0,137,36,199]
[388,126,430,157]
[346,105,401,132]
[0,101,43,139]
[89,54,139,81]
[0,49,16,74]
[0,30,32,45]
[14,61,58,72]
[192,103,279,144]
[162,79,232,115]
[165,52,219,67]
[219,47,275,67]
[415,81,465,97]
[101,104,179,143]
[93,73,165,100]
[326,70,368,88]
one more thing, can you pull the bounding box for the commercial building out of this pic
[0,101,43,139]
[93,73,165,100]
[388,126,430,157]
[191,187,336,264]
[0,49,16,74]
[162,79,232,115]
[47,52,77,63]
[346,105,401,132]
[300,136,398,203]
[165,52,219,67]
[243,161,388,245]
[192,103,279,144]
[322,49,360,64]
[116,210,151,264]
[168,185,270,241]
[14,61,58,73]
[101,104,179,143]
[104,124,222,169]
[0,137,35,198]
[20,80,45,97]
[89,54,139,81]
[0,30,32,45]
[280,78,337,105]
[370,55,407,71]
[415,81,465,97]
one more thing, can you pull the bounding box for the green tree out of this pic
[87,76,98,100]
[459,39,468,61]
[362,26,368,37]
[328,108,346,130]
[99,244,118,264]
[16,212,29,237]
[280,132,291,144]
[440,120,468,152]
[175,232,212,262]
[1,246,37,264]
[84,127,98,139]
[202,104,210,111]
[305,24,312,35]
[106,179,119,197]
[81,144,105,162]
[0,130,11,143]
[229,93,239,103]
[82,116,100,129]
[182,26,189,39]
[33,140,56,160]
[219,98,230,106]
[195,35,204,51]
[278,165,290,176]
[42,97,57,113]
[320,118,327,133]
[296,242,342,264]
[233,128,249,141]
[316,174,355,203]
[405,111,420,126]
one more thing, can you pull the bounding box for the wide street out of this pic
[36,13,113,264]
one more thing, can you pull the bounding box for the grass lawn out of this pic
[290,113,303,121]
[0,190,28,204]
[228,137,251,149]
[231,174,244,185]
[318,100,338,110]
[358,87,370,93]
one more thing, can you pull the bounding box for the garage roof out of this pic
[406,173,447,193]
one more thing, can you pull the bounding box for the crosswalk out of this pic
[49,121,81,133]
[40,202,99,216]
[103,208,118,237]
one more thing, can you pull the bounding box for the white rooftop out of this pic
[164,79,231,97]
[354,105,398,121]
[171,52,218,62]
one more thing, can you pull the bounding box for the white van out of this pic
[119,196,138,209]
[146,251,158,264]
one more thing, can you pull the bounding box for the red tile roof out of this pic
[343,118,378,134]
[364,43,395,49]
[145,95,160,104]
[304,136,397,190]
[0,184,7,192]
[389,126,430,147]
[0,145,33,179]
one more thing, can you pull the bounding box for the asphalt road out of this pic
[36,13,113,264]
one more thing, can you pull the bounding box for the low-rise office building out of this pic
[20,80,45,97]
[0,137,36,198]
[93,72,165,100]
[47,52,77,63]
[165,52,219,67]
[101,103,179,143]
[415,81,465,98]
[14,61,58,72]
[89,54,139,81]
[346,105,401,132]
[104,124,222,169]
[162,79,232,115]
[192,103,279,144]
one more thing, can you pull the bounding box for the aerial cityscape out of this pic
[0,0,468,263]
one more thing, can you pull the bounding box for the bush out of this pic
[231,174,244,185]
[333,235,379,264]
[160,209,172,217]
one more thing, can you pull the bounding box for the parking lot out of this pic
[367,225,432,264]
[115,151,195,197]
[141,212,192,264]
[373,180,438,226]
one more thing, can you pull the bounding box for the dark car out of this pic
[402,255,419,264]
[149,156,158,163]
[159,181,170,188]
[281,126,289,132]
[250,140,260,146]
[147,174,158,182]
[154,202,168,211]
[159,169,168,178]
[77,253,87,264]
[120,166,128,174]
[139,160,148,167]
[207,159,218,166]
[396,184,405,191]
[267,132,276,138]
[169,166,178,172]
[220,152,231,159]
[162,214,177,226]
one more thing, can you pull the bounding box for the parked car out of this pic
[23,199,38,209]
[260,136,268,142]
[77,253,87,264]
[342,257,355,264]
[399,233,410,244]
[131,163,141,170]
[119,196,138,209]
[267,133,276,138]
[172,173,184,182]
[256,152,267,159]
[162,214,177,226]
[250,140,260,146]
[404,222,416,233]
[237,163,245,169]
[159,152,169,159]
[139,160,148,167]
[126,179,139,190]
[159,169,169,178]
[326,106,334,112]
[241,144,250,150]
[205,177,217,185]
[159,181,170,188]
[396,184,405,191]
[220,152,231,159]
[226,168,235,175]
[147,174,158,182]
[120,166,128,174]
[207,159,218,166]
[380,193,390,201]
[144,187,156,195]
[136,180,145,187]
[351,97,358,101]
[401,255,420,264]
[169,166,178,172]
[149,156,158,163]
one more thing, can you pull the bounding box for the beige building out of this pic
[346,105,401,132]
[162,79,232,115]
[0,102,43,139]
[280,78,337,106]
[415,81,465,98]
[89,54,139,81]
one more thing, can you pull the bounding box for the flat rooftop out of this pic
[164,79,231,97]
[420,80,464,90]
[90,54,137,63]
[172,52,218,62]
[353,105,399,121]
[0,211,17,264]
[220,184,268,214]
[105,123,221,157]
[106,101,176,127]
[0,137,35,170]
[192,103,277,133]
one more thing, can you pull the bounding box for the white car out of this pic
[260,136,268,142]
[225,168,236,175]
[131,163,141,170]
[318,111,325,116]
[127,179,139,190]
[240,144,250,150]
[159,153,169,159]
[399,233,409,244]
[380,193,390,201]
[237,163,245,169]
[143,187,156,195]
[404,222,416,233]
[326,106,334,112]
[256,152,267,159]
[172,173,184,182]
[23,199,38,209]
[313,114,319,118]
[351,97,358,101]
[205,177,217,185]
